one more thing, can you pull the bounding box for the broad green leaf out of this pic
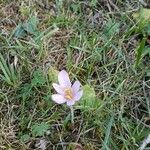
[31,69,46,86]
[142,47,150,56]
[70,3,80,13]
[12,15,39,38]
[90,0,98,7]
[103,19,120,37]
[13,24,26,38]
[31,122,49,137]
[23,15,39,35]
[146,70,150,77]
[145,22,150,35]
[19,5,30,17]
[20,134,30,143]
[80,84,97,108]
[48,67,59,83]
[133,8,150,21]
[18,83,33,98]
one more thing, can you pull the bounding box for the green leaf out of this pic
[23,15,39,35]
[102,114,114,150]
[20,134,30,143]
[43,94,53,108]
[145,22,150,35]
[63,113,71,128]
[103,19,120,37]
[48,67,59,83]
[0,53,18,86]
[146,70,150,77]
[18,83,33,98]
[70,3,80,13]
[133,8,150,21]
[12,15,39,38]
[135,37,146,67]
[13,24,26,38]
[31,122,49,137]
[142,47,150,56]
[90,0,98,7]
[19,5,30,17]
[80,84,97,108]
[31,69,46,86]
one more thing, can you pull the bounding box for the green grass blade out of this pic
[135,37,146,67]
[102,114,114,150]
[0,74,12,85]
[0,61,11,84]
[0,53,11,77]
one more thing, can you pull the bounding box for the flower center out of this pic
[64,88,73,100]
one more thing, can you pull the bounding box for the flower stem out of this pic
[70,106,74,124]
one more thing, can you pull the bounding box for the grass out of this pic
[0,0,150,150]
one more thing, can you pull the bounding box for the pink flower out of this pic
[51,70,83,106]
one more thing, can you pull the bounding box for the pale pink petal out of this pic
[58,70,71,87]
[52,83,64,95]
[73,90,83,101]
[66,100,75,106]
[72,81,81,93]
[51,94,66,104]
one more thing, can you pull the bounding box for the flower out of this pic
[51,70,83,106]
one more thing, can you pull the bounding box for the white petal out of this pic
[66,100,75,106]
[73,90,83,101]
[58,70,71,87]
[52,83,64,95]
[51,94,66,104]
[72,81,81,93]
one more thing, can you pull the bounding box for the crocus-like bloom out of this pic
[52,70,83,106]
